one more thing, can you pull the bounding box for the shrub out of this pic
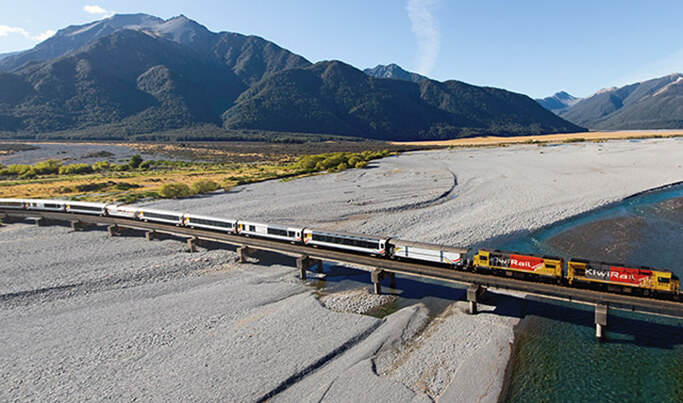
[75,182,109,192]
[115,182,141,190]
[138,161,152,170]
[92,161,110,172]
[129,154,143,169]
[58,163,93,175]
[33,159,62,175]
[159,183,192,198]
[191,179,219,194]
[355,161,368,169]
[7,164,33,176]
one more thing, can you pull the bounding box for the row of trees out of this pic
[0,155,145,178]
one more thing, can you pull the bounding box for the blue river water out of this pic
[308,183,683,401]
[495,183,683,402]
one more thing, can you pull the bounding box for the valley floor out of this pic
[1,138,682,401]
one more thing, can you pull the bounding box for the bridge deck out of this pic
[2,209,683,320]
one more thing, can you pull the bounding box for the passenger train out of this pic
[0,198,679,300]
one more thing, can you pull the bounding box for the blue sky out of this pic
[1,0,681,98]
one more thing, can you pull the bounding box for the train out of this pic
[1,198,680,300]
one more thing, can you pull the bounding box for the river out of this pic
[497,183,683,402]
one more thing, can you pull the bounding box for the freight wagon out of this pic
[390,239,468,267]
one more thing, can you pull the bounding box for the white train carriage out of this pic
[184,213,237,233]
[390,239,468,267]
[138,208,184,225]
[105,204,140,219]
[303,229,388,256]
[65,201,107,215]
[25,199,65,212]
[0,198,27,209]
[237,221,303,243]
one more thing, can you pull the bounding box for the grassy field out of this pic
[392,129,683,147]
[0,141,419,203]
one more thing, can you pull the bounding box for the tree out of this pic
[129,154,143,169]
[159,183,192,198]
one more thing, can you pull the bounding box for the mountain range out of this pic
[537,74,682,130]
[0,13,586,140]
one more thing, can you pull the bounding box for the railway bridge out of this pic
[2,208,682,340]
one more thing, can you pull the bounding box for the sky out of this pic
[1,0,682,98]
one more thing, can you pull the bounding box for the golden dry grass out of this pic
[392,130,683,147]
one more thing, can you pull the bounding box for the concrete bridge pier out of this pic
[467,284,486,314]
[371,269,391,295]
[237,245,251,263]
[187,237,199,253]
[595,303,608,340]
[107,225,119,237]
[145,230,157,241]
[296,255,321,279]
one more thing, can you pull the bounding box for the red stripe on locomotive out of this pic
[510,254,545,271]
[609,266,652,286]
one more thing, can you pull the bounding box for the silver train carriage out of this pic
[237,220,303,243]
[303,229,389,256]
[138,208,184,225]
[184,213,237,233]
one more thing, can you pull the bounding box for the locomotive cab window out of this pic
[249,225,256,232]
[658,277,670,284]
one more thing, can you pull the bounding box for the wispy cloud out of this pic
[0,25,55,41]
[406,0,440,76]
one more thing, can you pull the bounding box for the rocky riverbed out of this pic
[1,138,682,401]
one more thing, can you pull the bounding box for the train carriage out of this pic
[65,201,107,215]
[0,198,27,209]
[304,229,388,256]
[184,214,237,233]
[237,221,303,243]
[390,239,468,267]
[105,204,139,219]
[473,249,563,280]
[25,199,65,212]
[567,258,680,296]
[138,208,184,226]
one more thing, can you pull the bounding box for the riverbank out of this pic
[1,138,681,400]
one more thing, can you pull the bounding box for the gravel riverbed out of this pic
[1,138,682,401]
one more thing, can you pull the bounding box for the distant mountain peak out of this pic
[364,63,427,83]
[559,73,683,130]
[535,91,581,114]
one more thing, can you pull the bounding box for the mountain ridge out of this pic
[557,73,682,130]
[0,13,586,140]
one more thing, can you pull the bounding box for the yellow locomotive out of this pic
[473,249,563,280]
[567,258,680,297]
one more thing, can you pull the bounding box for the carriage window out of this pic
[249,225,256,232]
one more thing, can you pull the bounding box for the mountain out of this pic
[0,13,585,140]
[0,14,311,85]
[536,91,581,114]
[223,60,584,140]
[364,63,426,83]
[0,14,164,72]
[558,74,683,130]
